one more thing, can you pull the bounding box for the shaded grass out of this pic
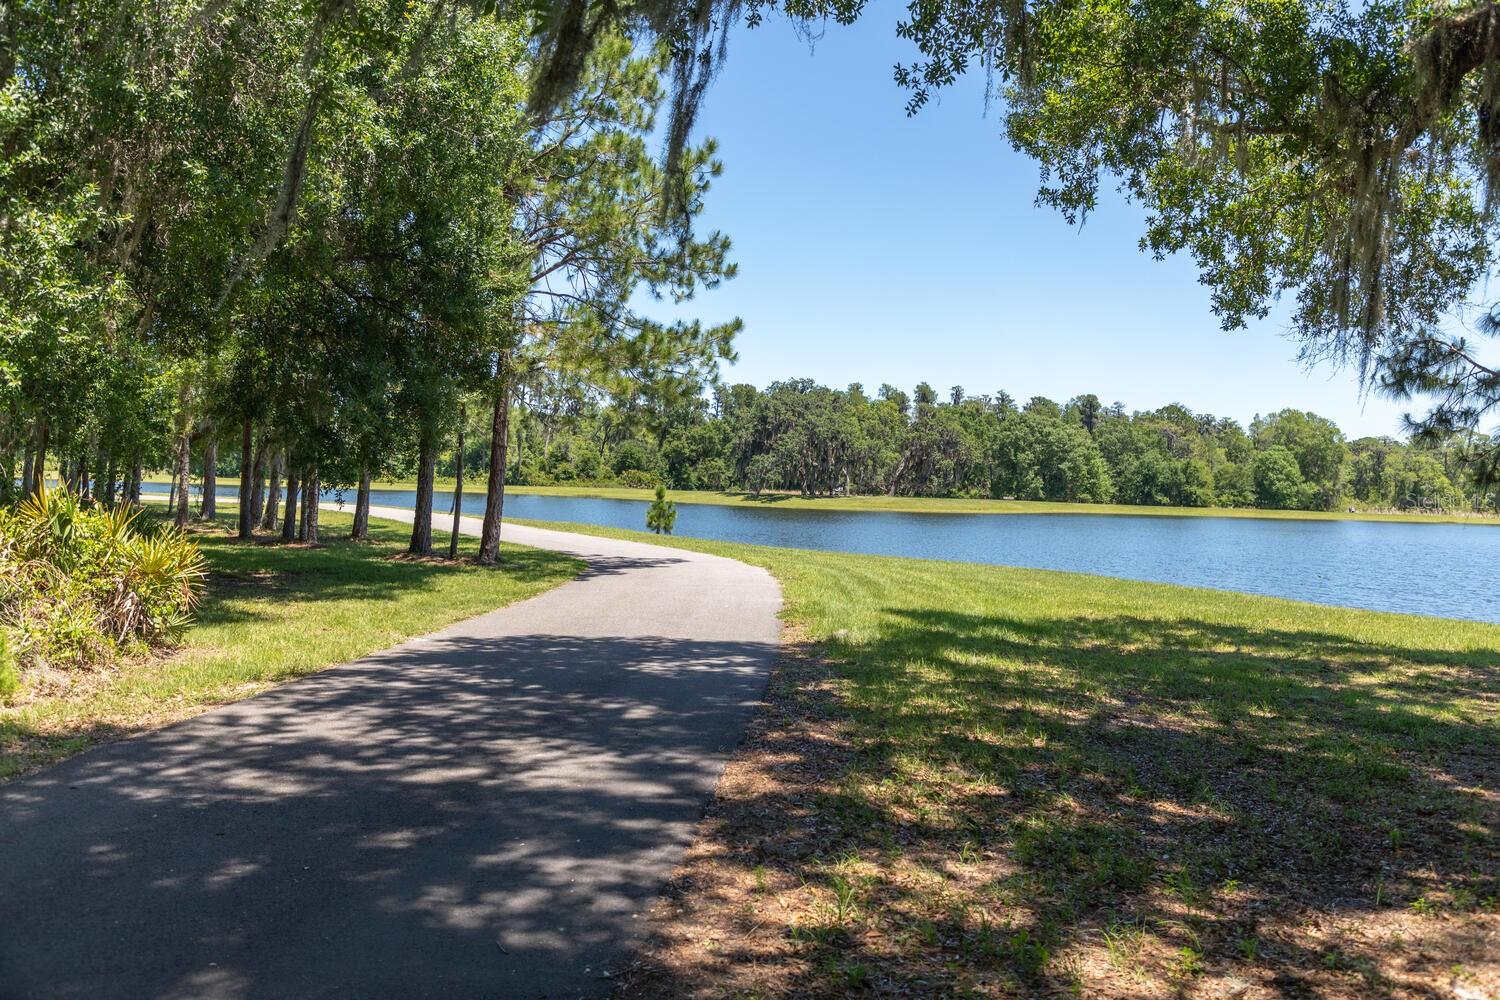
[508,519,1500,998]
[140,476,1500,524]
[0,512,581,779]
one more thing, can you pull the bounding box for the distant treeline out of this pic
[485,380,1494,513]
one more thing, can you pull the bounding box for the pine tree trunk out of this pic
[128,463,141,504]
[202,438,218,520]
[448,404,465,559]
[249,435,267,526]
[478,374,511,565]
[238,420,255,538]
[515,403,526,478]
[351,465,371,540]
[103,456,118,507]
[261,452,283,531]
[174,430,191,529]
[409,436,436,555]
[304,465,319,543]
[281,468,300,542]
[20,447,33,498]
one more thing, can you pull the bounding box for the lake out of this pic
[145,483,1500,623]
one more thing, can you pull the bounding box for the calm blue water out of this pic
[145,484,1500,623]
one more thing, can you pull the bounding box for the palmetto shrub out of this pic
[0,486,205,685]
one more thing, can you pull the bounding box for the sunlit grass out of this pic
[0,512,581,778]
[518,518,1500,996]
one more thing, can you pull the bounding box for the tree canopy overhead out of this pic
[544,0,1500,454]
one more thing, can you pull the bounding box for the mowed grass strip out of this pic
[507,520,1500,999]
[0,512,582,779]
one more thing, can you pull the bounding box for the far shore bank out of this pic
[140,475,1500,526]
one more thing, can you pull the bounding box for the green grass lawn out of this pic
[0,511,581,779]
[141,474,1499,524]
[514,519,1500,997]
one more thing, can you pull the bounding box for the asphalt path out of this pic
[0,507,780,999]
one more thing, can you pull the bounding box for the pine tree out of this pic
[646,485,677,534]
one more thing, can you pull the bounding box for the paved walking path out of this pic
[0,507,780,999]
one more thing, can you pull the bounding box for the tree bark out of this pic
[449,404,465,559]
[20,447,33,498]
[238,420,255,538]
[408,436,436,555]
[303,465,319,543]
[29,422,46,495]
[128,463,141,504]
[281,468,300,542]
[298,467,312,542]
[262,452,283,531]
[201,437,218,520]
[249,436,267,525]
[478,374,511,565]
[173,429,191,529]
[351,465,371,540]
[103,455,118,507]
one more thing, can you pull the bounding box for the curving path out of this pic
[0,506,780,1000]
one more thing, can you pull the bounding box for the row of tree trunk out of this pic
[14,429,144,507]
[216,366,512,564]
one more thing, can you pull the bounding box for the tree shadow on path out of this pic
[1,629,775,1000]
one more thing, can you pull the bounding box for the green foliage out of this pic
[500,377,1492,512]
[2,509,581,777]
[612,439,662,477]
[0,632,17,703]
[646,485,678,533]
[0,488,205,678]
[1253,447,1305,509]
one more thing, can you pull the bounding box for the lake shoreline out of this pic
[140,477,1500,527]
[139,482,1500,622]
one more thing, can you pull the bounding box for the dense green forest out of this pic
[439,378,1491,512]
[7,0,1500,539]
[0,2,737,560]
[143,371,1494,514]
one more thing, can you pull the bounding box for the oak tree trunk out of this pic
[201,438,218,520]
[408,436,436,555]
[173,430,191,529]
[249,436,267,525]
[262,452,283,531]
[29,422,47,495]
[103,456,118,507]
[351,465,371,540]
[478,374,511,565]
[238,420,255,538]
[303,465,319,543]
[448,404,465,559]
[298,467,312,542]
[282,468,300,542]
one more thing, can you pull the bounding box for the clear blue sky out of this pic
[644,4,1421,439]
